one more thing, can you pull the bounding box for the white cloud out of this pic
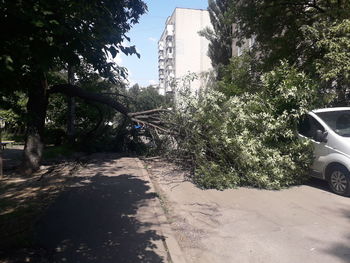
[148,37,157,42]
[148,80,158,85]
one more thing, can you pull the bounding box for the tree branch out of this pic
[49,83,174,134]
[130,118,171,133]
[49,84,130,116]
[129,108,171,117]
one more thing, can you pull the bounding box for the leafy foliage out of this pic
[127,84,166,112]
[216,52,261,96]
[0,92,27,135]
[0,0,148,172]
[0,0,147,83]
[169,63,316,189]
[200,0,233,69]
[302,19,350,105]
[229,0,350,104]
[230,0,349,69]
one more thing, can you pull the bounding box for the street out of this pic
[146,158,350,263]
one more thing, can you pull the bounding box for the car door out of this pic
[298,115,329,177]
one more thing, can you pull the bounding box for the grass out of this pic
[2,132,25,144]
[43,144,77,159]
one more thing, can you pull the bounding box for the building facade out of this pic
[232,24,256,57]
[158,8,212,97]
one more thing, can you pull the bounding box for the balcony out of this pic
[158,55,164,61]
[166,24,174,36]
[166,35,173,41]
[166,73,175,81]
[166,53,173,59]
[166,41,173,48]
[158,41,164,50]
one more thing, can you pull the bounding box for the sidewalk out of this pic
[33,155,183,263]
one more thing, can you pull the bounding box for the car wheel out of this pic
[328,165,350,196]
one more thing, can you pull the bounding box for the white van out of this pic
[298,107,350,196]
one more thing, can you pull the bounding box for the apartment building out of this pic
[232,24,256,57]
[158,8,212,97]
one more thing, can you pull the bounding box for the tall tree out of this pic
[229,0,350,103]
[230,0,350,71]
[200,0,233,69]
[0,0,147,174]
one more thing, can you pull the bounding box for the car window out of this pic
[316,110,350,137]
[310,116,325,133]
[298,115,325,139]
[298,115,311,137]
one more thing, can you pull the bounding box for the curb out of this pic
[135,158,187,263]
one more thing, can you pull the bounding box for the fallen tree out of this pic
[19,83,171,175]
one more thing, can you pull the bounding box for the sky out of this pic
[118,0,209,87]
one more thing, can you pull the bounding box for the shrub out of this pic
[170,62,317,190]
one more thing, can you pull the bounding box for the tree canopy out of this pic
[0,0,147,84]
[200,0,233,69]
[0,0,148,173]
[230,0,350,72]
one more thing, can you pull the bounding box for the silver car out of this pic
[298,107,350,196]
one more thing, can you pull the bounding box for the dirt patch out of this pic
[0,160,85,262]
[143,158,215,262]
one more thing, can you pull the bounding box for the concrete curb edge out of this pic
[135,158,187,263]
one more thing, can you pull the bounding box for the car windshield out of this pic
[316,110,350,137]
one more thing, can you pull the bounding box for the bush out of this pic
[169,62,317,190]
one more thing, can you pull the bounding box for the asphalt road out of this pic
[146,159,350,263]
[34,156,170,263]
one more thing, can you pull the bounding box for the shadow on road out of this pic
[305,177,350,262]
[305,177,331,193]
[323,209,350,263]
[2,146,23,170]
[0,157,166,263]
[31,172,165,263]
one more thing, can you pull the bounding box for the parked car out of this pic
[298,107,350,196]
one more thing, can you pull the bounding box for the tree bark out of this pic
[21,74,48,175]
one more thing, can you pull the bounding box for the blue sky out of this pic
[118,0,209,87]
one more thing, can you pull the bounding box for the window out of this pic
[249,35,256,49]
[237,46,242,56]
[298,115,325,139]
[316,110,350,137]
[298,115,311,137]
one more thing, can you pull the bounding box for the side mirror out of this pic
[315,130,328,143]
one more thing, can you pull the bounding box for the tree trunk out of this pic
[21,74,48,175]
[67,66,76,144]
[0,129,3,178]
